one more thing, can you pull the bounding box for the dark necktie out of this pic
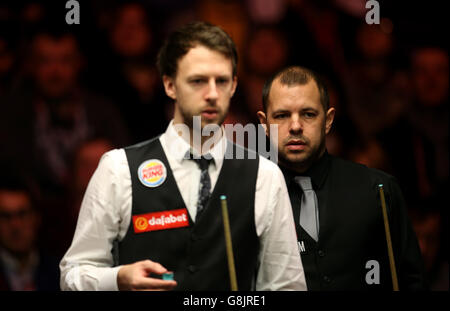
[294,176,319,241]
[191,155,212,222]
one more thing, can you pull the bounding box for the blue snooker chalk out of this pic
[162,272,174,281]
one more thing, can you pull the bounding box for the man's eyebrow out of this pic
[186,74,207,79]
[301,107,319,112]
[271,107,319,114]
[186,74,231,79]
[271,109,290,115]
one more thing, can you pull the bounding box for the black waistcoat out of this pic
[118,137,260,290]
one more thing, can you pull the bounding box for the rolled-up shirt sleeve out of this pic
[254,157,307,291]
[60,149,131,291]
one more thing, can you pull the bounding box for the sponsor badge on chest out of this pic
[138,159,167,188]
[133,209,190,233]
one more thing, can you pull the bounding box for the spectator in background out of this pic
[95,2,168,143]
[409,206,448,290]
[196,0,249,65]
[408,46,448,192]
[285,0,351,82]
[377,44,448,292]
[0,176,59,291]
[379,44,448,204]
[344,21,410,139]
[0,26,129,195]
[40,137,114,259]
[347,137,391,172]
[226,25,290,126]
[72,138,114,209]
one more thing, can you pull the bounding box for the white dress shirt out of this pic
[60,121,306,291]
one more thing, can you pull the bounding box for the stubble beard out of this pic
[279,131,326,173]
[178,105,227,130]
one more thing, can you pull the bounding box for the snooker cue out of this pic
[220,195,238,291]
[378,184,399,291]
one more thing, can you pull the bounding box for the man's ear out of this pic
[325,107,335,135]
[257,110,268,135]
[230,76,238,97]
[163,75,176,100]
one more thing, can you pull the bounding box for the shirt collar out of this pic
[281,150,331,190]
[161,120,227,168]
[0,247,39,274]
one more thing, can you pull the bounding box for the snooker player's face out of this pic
[258,79,335,172]
[163,45,237,129]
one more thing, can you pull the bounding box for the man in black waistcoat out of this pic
[60,22,306,291]
[257,66,427,290]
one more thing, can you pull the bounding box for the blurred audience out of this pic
[39,137,114,258]
[348,138,391,172]
[72,138,114,208]
[379,44,448,204]
[0,0,446,291]
[345,21,410,139]
[410,206,448,291]
[0,175,59,291]
[0,27,128,196]
[246,0,288,25]
[94,2,168,143]
[196,0,249,66]
[226,25,290,126]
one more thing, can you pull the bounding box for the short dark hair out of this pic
[156,21,238,78]
[262,66,329,112]
[0,172,39,211]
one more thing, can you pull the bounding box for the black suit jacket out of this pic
[0,251,60,291]
[282,151,427,290]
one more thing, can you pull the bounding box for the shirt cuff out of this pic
[97,266,122,291]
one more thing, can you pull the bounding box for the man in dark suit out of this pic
[257,65,427,290]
